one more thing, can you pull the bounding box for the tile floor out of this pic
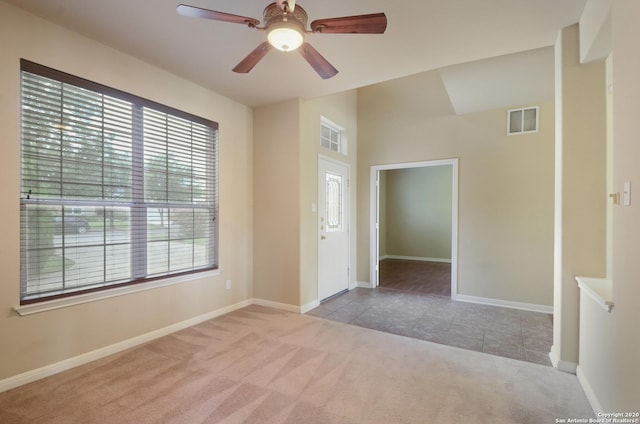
[306,287,553,366]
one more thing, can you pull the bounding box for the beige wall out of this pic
[357,71,555,306]
[253,99,301,306]
[0,2,254,381]
[551,24,607,368]
[253,91,358,308]
[300,92,358,306]
[608,0,640,408]
[575,0,640,411]
[383,166,453,260]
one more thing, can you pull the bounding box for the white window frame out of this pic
[320,116,348,155]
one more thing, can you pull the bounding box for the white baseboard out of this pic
[0,299,251,394]
[251,298,323,314]
[557,359,577,374]
[549,344,560,368]
[300,300,320,314]
[1,297,331,393]
[251,298,302,313]
[356,281,372,288]
[549,345,578,374]
[381,255,452,263]
[0,292,560,394]
[576,365,602,415]
[455,294,553,314]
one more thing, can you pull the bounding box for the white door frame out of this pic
[318,155,351,301]
[369,158,459,299]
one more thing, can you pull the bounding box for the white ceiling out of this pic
[440,47,555,115]
[4,0,587,108]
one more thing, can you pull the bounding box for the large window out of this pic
[19,60,218,304]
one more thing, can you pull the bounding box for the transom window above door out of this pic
[320,117,347,155]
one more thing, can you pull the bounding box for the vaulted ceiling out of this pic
[5,0,587,109]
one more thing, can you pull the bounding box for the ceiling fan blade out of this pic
[311,13,387,34]
[298,42,338,80]
[177,4,260,27]
[233,42,272,73]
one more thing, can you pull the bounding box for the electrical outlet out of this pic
[225,280,231,290]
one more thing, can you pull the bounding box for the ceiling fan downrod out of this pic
[277,0,296,13]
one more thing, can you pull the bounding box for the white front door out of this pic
[318,157,350,301]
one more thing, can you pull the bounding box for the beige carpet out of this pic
[0,305,593,423]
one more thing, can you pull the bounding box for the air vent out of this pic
[507,106,539,135]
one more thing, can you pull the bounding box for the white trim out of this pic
[251,298,302,313]
[14,269,221,316]
[576,365,603,415]
[370,167,380,287]
[320,116,347,155]
[455,294,553,314]
[557,359,578,374]
[370,159,459,299]
[300,300,320,314]
[381,255,452,264]
[549,344,560,368]
[507,106,540,135]
[0,299,250,393]
[356,281,372,288]
[575,276,614,312]
[548,344,578,374]
[451,161,459,299]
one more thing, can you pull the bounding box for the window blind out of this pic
[19,60,218,304]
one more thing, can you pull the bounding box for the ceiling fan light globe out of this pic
[267,25,304,52]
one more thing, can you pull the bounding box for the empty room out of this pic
[0,0,638,422]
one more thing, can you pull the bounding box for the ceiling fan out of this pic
[176,0,387,79]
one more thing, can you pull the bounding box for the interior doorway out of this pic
[370,159,458,298]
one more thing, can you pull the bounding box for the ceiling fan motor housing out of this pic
[264,2,308,30]
[264,2,308,51]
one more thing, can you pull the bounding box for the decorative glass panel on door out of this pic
[325,172,343,232]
